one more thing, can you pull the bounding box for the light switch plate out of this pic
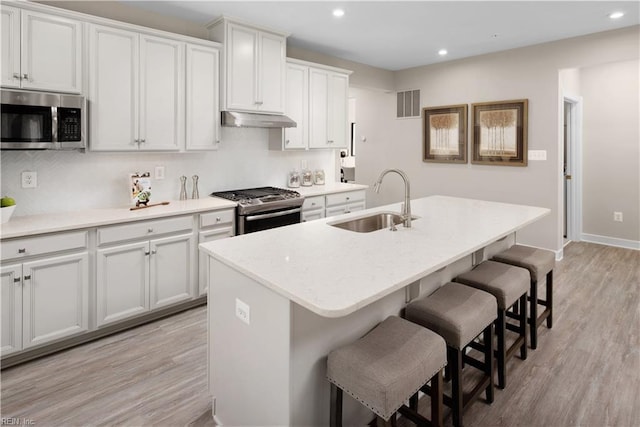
[528,150,547,161]
[154,166,165,180]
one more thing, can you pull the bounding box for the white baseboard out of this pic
[514,242,564,261]
[581,233,640,250]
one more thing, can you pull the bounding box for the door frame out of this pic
[563,94,583,243]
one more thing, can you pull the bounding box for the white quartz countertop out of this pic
[294,182,368,197]
[0,198,237,239]
[200,195,550,318]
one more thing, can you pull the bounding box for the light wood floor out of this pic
[1,242,638,426]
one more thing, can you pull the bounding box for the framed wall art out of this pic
[471,99,528,166]
[422,104,468,163]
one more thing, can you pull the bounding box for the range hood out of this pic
[221,111,296,128]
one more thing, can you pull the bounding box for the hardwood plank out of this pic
[1,242,638,426]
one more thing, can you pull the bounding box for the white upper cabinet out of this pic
[89,25,139,151]
[89,24,185,151]
[1,6,20,88]
[270,59,351,151]
[209,18,286,114]
[282,62,308,149]
[309,66,351,149]
[139,34,184,151]
[1,6,82,93]
[186,43,221,151]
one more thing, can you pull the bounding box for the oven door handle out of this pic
[245,207,302,221]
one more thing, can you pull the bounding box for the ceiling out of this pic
[121,1,639,71]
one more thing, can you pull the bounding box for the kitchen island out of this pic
[199,195,549,425]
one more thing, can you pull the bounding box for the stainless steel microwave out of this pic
[1,89,86,150]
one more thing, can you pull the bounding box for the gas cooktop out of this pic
[210,186,303,215]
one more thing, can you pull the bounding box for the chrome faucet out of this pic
[373,168,412,228]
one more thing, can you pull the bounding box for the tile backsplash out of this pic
[0,127,336,216]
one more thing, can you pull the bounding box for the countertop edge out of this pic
[201,200,551,318]
[0,199,238,240]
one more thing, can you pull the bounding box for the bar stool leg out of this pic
[431,371,444,427]
[330,383,343,427]
[546,271,553,328]
[496,309,506,389]
[376,415,397,427]
[483,325,495,403]
[519,293,528,360]
[529,279,538,350]
[449,347,464,427]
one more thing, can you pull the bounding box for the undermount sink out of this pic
[328,211,418,233]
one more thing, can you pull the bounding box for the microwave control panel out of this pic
[58,108,82,141]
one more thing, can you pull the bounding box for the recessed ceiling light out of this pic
[438,49,448,56]
[333,9,345,18]
[609,11,625,19]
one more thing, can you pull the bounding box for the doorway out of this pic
[563,96,583,244]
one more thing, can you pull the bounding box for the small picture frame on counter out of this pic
[130,172,152,207]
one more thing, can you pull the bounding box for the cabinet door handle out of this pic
[134,139,140,144]
[327,140,334,144]
[22,73,29,81]
[145,251,150,256]
[344,210,351,214]
[148,228,154,233]
[216,217,221,222]
[14,277,21,284]
[151,250,157,255]
[255,101,263,105]
[285,140,290,145]
[140,139,146,144]
[24,275,31,281]
[346,197,350,201]
[13,73,20,80]
[311,202,316,206]
[18,248,26,254]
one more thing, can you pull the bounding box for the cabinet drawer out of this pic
[325,190,366,207]
[1,231,88,261]
[200,209,235,228]
[302,196,325,211]
[98,216,193,246]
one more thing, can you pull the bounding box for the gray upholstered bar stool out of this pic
[493,245,555,349]
[405,282,496,427]
[327,316,446,427]
[454,260,529,389]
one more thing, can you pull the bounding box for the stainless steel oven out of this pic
[210,187,303,235]
[1,89,86,150]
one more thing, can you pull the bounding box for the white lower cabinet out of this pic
[1,252,89,357]
[301,195,325,222]
[96,222,195,327]
[150,234,195,309]
[301,190,366,222]
[325,190,367,216]
[198,209,234,295]
[96,241,149,326]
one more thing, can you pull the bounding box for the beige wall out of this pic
[287,46,394,92]
[352,26,639,252]
[581,59,640,242]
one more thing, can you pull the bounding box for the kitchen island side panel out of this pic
[208,258,291,426]
[289,286,407,425]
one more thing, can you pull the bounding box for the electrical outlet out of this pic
[614,212,623,222]
[21,171,37,188]
[235,298,250,325]
[154,166,165,180]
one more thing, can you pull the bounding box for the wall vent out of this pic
[397,90,420,118]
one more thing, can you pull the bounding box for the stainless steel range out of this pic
[210,186,304,235]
